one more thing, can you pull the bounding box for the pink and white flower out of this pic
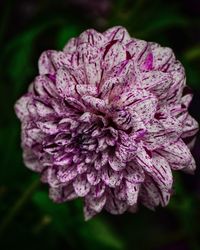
[15,26,199,220]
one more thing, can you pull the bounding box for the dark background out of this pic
[0,0,200,249]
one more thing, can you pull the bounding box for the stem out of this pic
[0,178,40,236]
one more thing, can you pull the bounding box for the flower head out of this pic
[15,26,199,220]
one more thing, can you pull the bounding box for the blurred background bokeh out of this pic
[0,0,200,249]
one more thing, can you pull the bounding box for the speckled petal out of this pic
[104,26,131,44]
[105,195,128,214]
[38,50,56,75]
[15,95,31,121]
[101,167,123,188]
[126,180,140,206]
[151,46,174,70]
[73,175,91,197]
[56,68,78,98]
[157,139,193,167]
[86,195,106,213]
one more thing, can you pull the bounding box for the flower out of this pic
[15,26,199,220]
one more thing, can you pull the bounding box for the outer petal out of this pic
[139,71,172,98]
[23,148,42,172]
[77,43,102,85]
[33,75,58,97]
[102,40,127,72]
[151,46,175,70]
[101,167,123,188]
[38,50,56,75]
[125,180,140,206]
[105,196,128,214]
[73,175,91,197]
[157,139,193,168]
[85,195,106,213]
[63,37,78,53]
[57,165,78,183]
[140,177,161,209]
[78,29,106,47]
[181,114,199,138]
[104,26,131,44]
[126,39,148,60]
[49,184,78,203]
[84,205,97,221]
[124,163,145,183]
[90,182,106,198]
[151,153,173,191]
[15,95,31,121]
[56,68,78,98]
[136,146,173,191]
[87,169,101,185]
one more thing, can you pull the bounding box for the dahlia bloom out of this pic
[15,26,199,220]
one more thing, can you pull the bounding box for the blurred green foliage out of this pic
[0,0,200,249]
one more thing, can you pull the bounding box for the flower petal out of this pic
[57,165,78,183]
[126,181,140,206]
[73,175,91,197]
[86,195,106,212]
[104,26,131,44]
[157,139,193,167]
[56,68,78,98]
[151,46,175,70]
[38,50,56,75]
[108,156,126,171]
[101,167,123,188]
[49,184,78,203]
[15,95,31,121]
[87,169,101,185]
[105,195,128,214]
[102,40,126,72]
[139,71,172,98]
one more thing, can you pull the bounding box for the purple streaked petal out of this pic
[126,180,140,206]
[38,50,56,75]
[83,205,97,221]
[73,174,91,197]
[49,184,78,203]
[63,37,78,53]
[126,39,148,59]
[139,71,172,97]
[57,165,78,182]
[104,26,131,44]
[157,139,193,167]
[140,177,161,209]
[124,163,145,183]
[90,182,106,198]
[108,156,126,171]
[87,169,101,185]
[181,114,199,138]
[86,194,106,213]
[105,195,128,214]
[56,68,78,98]
[78,29,105,47]
[151,46,175,70]
[82,95,107,113]
[15,95,31,121]
[102,41,126,72]
[101,167,123,188]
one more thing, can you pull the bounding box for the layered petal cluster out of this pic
[15,26,199,220]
